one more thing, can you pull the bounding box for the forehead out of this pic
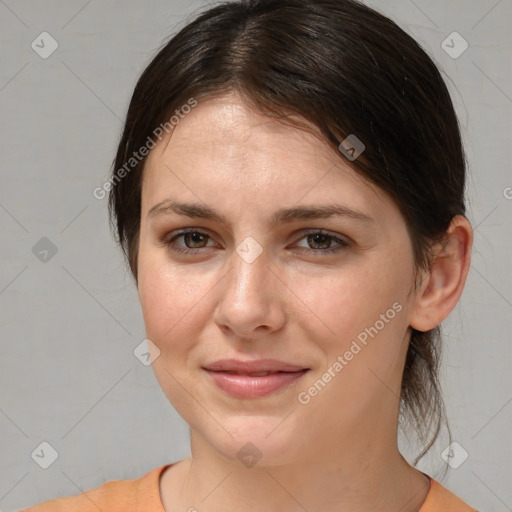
[142,93,389,216]
[147,94,336,171]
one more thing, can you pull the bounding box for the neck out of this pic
[163,425,430,512]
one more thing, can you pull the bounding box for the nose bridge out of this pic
[215,243,284,336]
[228,246,269,305]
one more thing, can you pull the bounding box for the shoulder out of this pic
[420,477,479,512]
[18,465,170,512]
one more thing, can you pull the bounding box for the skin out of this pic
[136,92,473,512]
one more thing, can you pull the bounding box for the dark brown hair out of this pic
[109,0,466,469]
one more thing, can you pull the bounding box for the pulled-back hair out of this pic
[109,0,466,468]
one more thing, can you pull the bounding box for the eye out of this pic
[163,228,350,257]
[165,229,217,254]
[294,230,350,255]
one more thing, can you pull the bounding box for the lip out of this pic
[203,358,308,373]
[202,359,310,398]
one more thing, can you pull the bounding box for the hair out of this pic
[109,0,467,470]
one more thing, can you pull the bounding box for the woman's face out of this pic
[137,93,420,465]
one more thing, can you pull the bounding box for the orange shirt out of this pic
[19,464,478,512]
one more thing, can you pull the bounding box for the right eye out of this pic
[165,229,217,254]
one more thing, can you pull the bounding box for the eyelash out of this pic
[164,228,350,256]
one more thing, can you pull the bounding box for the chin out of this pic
[199,416,306,468]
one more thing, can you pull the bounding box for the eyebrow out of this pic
[147,199,374,225]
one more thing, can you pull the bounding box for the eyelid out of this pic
[164,227,351,256]
[166,228,219,248]
[294,228,349,243]
[291,229,350,254]
[165,228,348,244]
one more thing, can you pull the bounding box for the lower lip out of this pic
[204,369,309,398]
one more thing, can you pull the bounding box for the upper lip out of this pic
[203,359,309,373]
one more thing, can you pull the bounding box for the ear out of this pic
[409,215,473,332]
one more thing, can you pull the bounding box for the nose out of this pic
[213,248,286,340]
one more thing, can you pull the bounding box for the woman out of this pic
[21,0,477,510]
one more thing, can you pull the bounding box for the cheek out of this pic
[296,264,403,335]
[136,251,218,427]
[293,266,411,416]
[295,258,412,372]
[137,251,210,347]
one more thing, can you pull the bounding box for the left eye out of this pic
[295,231,349,253]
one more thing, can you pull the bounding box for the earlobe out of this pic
[409,215,473,332]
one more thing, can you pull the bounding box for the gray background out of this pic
[0,1,510,511]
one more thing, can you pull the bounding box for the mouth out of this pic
[202,366,310,398]
[203,358,309,374]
